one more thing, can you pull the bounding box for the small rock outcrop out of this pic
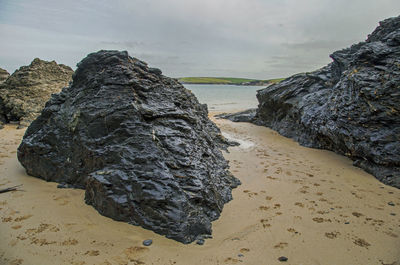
[0,58,73,128]
[18,50,240,243]
[0,68,10,83]
[216,109,257,123]
[254,16,400,188]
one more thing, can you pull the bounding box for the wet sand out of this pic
[0,116,399,265]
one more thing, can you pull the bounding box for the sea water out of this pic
[184,84,265,112]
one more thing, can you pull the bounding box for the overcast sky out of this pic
[0,0,399,79]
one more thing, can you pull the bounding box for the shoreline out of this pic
[0,116,399,265]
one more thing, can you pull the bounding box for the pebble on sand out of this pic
[143,239,153,246]
[278,256,288,262]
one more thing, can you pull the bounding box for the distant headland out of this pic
[178,77,284,86]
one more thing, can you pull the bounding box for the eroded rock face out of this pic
[18,50,240,243]
[254,16,400,188]
[0,68,9,83]
[0,58,73,128]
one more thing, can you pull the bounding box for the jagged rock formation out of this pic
[0,68,9,83]
[0,58,73,128]
[18,50,240,243]
[254,16,400,188]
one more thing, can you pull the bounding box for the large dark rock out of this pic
[0,68,9,84]
[254,16,400,188]
[0,58,73,128]
[18,50,240,243]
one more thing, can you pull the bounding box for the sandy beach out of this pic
[0,115,399,265]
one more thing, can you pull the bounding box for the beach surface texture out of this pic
[1,113,399,265]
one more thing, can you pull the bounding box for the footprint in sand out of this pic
[350,191,364,199]
[325,231,341,239]
[292,179,304,184]
[259,206,270,211]
[273,242,288,249]
[312,217,332,223]
[243,190,258,197]
[224,257,240,264]
[287,228,300,235]
[9,259,24,265]
[123,246,148,261]
[2,217,13,222]
[260,219,271,228]
[61,238,79,246]
[84,250,100,256]
[239,248,250,253]
[294,202,304,208]
[99,261,113,265]
[352,212,364,217]
[29,235,57,246]
[383,231,398,238]
[273,204,281,209]
[353,237,370,248]
[14,214,33,222]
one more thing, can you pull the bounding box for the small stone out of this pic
[345,222,350,224]
[196,239,205,245]
[388,202,395,206]
[278,256,288,262]
[142,239,152,246]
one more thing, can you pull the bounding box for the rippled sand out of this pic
[0,116,399,265]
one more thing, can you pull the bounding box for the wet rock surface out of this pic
[18,50,240,243]
[254,16,400,188]
[215,109,257,123]
[0,68,10,84]
[0,58,73,128]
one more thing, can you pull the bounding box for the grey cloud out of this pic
[1,0,400,78]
